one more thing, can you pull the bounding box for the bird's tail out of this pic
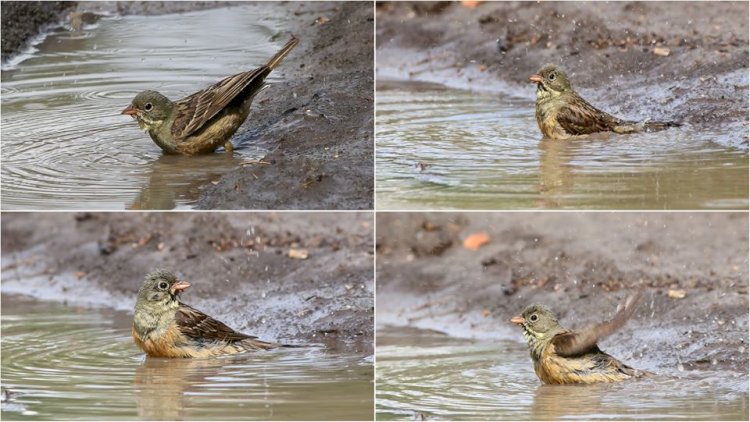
[643,120,681,132]
[614,119,681,134]
[266,35,300,70]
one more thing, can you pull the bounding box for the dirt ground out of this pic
[376,212,749,373]
[2,1,373,210]
[377,1,749,147]
[1,212,374,355]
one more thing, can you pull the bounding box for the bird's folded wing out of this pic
[556,94,621,135]
[552,290,643,357]
[171,67,271,139]
[175,304,257,342]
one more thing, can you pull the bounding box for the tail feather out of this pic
[614,119,680,134]
[644,120,681,131]
[266,35,300,70]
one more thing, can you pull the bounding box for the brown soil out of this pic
[2,212,374,356]
[377,1,749,147]
[376,212,749,373]
[195,1,374,209]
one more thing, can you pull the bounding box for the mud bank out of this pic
[376,212,748,373]
[196,1,374,209]
[2,212,374,355]
[377,1,749,148]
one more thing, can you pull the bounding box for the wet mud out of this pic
[2,212,374,355]
[376,212,749,373]
[377,1,749,148]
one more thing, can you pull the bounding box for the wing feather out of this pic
[171,67,270,139]
[175,303,256,342]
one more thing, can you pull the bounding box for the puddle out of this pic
[375,81,749,210]
[1,6,295,210]
[0,295,374,420]
[376,326,749,420]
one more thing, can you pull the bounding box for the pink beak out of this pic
[121,105,138,116]
[529,74,543,84]
[510,315,525,325]
[170,280,191,294]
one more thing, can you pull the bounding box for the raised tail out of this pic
[266,35,300,70]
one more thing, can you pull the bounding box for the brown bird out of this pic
[122,36,299,155]
[530,64,679,140]
[133,269,295,358]
[511,291,653,384]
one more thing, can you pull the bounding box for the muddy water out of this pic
[1,6,295,210]
[376,326,748,420]
[0,295,373,420]
[375,81,749,210]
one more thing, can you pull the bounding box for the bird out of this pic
[510,291,653,384]
[132,269,294,358]
[122,35,299,155]
[530,64,679,140]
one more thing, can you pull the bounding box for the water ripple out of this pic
[1,7,293,210]
[376,82,749,210]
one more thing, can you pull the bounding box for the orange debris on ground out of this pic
[463,233,490,250]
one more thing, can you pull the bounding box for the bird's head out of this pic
[121,90,173,132]
[529,64,572,100]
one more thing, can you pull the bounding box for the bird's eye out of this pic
[548,73,556,81]
[158,281,169,290]
[144,103,153,111]
[529,314,538,322]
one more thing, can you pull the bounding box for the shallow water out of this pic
[1,6,297,210]
[375,81,749,210]
[0,295,373,420]
[376,326,749,420]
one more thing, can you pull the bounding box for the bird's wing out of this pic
[556,93,624,135]
[171,66,271,139]
[552,290,643,357]
[175,303,257,342]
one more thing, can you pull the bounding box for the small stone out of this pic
[668,289,687,299]
[288,249,309,259]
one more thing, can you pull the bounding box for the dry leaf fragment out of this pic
[668,289,687,299]
[288,249,309,259]
[463,233,490,250]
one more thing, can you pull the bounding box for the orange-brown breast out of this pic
[132,323,194,358]
[133,324,258,358]
[534,341,632,384]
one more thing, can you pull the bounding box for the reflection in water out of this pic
[537,138,577,208]
[376,81,749,210]
[130,153,243,210]
[1,7,288,209]
[134,356,276,420]
[531,383,606,420]
[376,326,749,420]
[1,295,373,420]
